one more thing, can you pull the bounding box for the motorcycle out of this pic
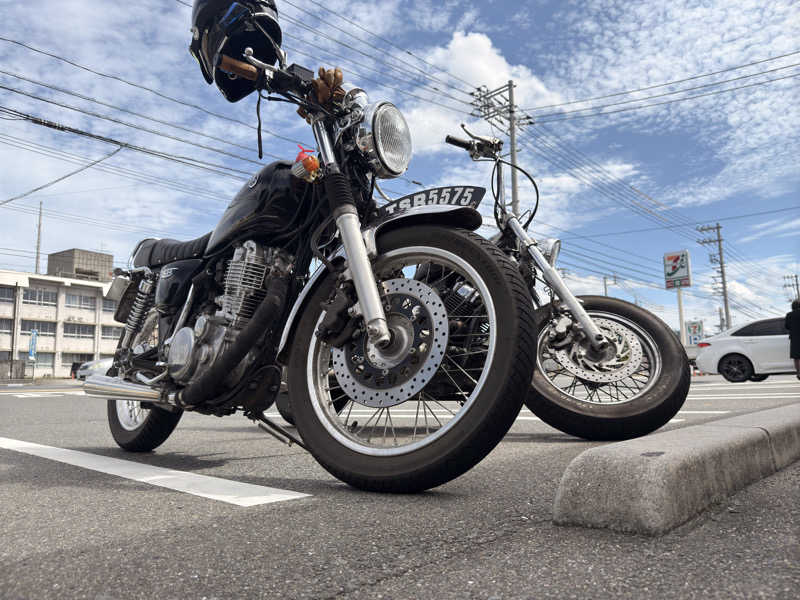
[84,41,537,491]
[442,126,691,440]
[277,126,690,441]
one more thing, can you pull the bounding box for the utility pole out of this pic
[718,307,725,333]
[603,274,618,297]
[471,81,530,217]
[35,199,43,274]
[697,223,731,329]
[784,274,800,300]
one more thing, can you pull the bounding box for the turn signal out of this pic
[292,145,320,182]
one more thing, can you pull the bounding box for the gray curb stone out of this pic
[553,403,800,535]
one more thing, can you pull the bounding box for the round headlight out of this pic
[356,102,413,178]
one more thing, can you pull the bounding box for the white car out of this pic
[695,317,792,382]
[76,358,113,380]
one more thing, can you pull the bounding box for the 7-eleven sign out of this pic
[664,250,692,289]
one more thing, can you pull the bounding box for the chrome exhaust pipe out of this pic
[84,374,161,401]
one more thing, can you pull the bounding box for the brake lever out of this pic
[460,123,502,149]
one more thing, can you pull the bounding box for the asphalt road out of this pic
[1,375,798,599]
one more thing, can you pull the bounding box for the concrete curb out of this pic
[553,403,800,536]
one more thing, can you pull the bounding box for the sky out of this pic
[0,0,798,336]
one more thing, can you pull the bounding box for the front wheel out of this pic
[525,296,690,441]
[288,226,536,492]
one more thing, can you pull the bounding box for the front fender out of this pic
[276,199,483,361]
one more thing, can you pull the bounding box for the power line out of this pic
[0,133,231,203]
[533,71,800,123]
[521,49,800,111]
[0,146,122,207]
[528,61,800,120]
[0,36,309,147]
[0,83,270,169]
[0,106,250,180]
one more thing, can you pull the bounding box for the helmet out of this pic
[190,0,282,102]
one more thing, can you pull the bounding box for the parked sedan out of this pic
[76,358,113,381]
[695,318,792,382]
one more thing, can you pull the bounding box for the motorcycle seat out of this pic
[132,233,211,268]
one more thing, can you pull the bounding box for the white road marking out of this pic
[691,381,800,389]
[0,437,310,507]
[678,410,731,414]
[686,394,800,399]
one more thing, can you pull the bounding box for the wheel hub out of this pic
[550,317,644,383]
[331,278,449,408]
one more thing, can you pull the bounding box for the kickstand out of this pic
[248,411,308,451]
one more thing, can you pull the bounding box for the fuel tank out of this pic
[206,161,308,255]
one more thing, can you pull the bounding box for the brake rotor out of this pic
[550,317,643,383]
[331,278,449,408]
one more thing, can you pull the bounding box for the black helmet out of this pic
[190,0,282,102]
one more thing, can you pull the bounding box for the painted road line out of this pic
[686,394,800,400]
[0,437,310,507]
[678,410,731,414]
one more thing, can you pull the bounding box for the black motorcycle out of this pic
[85,8,536,493]
[443,126,691,440]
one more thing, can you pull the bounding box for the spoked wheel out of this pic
[107,310,182,452]
[525,296,689,441]
[288,226,536,492]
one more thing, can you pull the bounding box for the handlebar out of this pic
[218,55,259,81]
[445,135,473,151]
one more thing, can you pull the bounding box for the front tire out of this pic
[525,296,690,441]
[288,226,536,492]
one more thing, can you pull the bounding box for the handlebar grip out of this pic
[218,55,259,81]
[445,135,473,151]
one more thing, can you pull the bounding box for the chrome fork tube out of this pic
[336,212,390,346]
[313,118,390,347]
[508,217,607,350]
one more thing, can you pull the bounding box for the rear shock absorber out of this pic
[121,275,156,350]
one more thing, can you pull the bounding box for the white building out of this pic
[0,270,124,378]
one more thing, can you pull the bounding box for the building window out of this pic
[23,288,57,306]
[18,351,55,366]
[66,294,97,310]
[0,351,9,361]
[21,320,56,336]
[0,286,14,303]
[63,323,95,338]
[62,352,95,365]
[102,299,117,312]
[0,318,11,333]
[101,325,124,339]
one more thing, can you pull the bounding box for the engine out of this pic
[167,241,291,386]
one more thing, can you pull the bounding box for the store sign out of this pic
[686,320,703,346]
[664,250,692,289]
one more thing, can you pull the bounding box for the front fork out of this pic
[507,216,608,351]
[312,120,391,347]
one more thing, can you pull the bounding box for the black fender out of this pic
[276,201,483,362]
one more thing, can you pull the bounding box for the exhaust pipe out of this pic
[84,374,161,401]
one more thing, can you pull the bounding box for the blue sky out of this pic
[0,0,798,334]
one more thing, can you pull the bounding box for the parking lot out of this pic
[1,375,798,599]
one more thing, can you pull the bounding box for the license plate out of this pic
[377,186,485,218]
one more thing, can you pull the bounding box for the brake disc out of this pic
[551,317,643,383]
[331,278,449,408]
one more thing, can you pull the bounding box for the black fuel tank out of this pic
[206,161,307,255]
[155,259,203,314]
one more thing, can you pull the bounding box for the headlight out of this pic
[355,102,412,178]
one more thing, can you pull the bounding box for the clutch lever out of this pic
[459,123,503,158]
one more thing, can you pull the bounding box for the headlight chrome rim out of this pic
[356,102,412,179]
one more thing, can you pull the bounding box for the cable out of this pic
[0,133,231,203]
[279,0,479,92]
[0,69,278,159]
[0,107,250,182]
[521,49,800,111]
[0,83,272,169]
[529,62,800,120]
[0,36,309,147]
[534,71,800,123]
[0,146,122,207]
